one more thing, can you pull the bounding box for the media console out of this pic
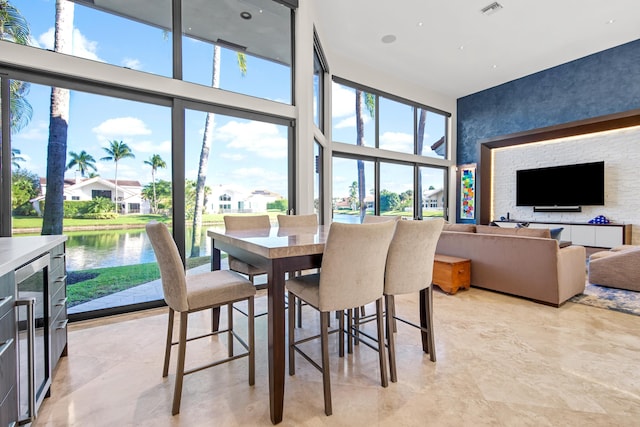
[493,221,631,248]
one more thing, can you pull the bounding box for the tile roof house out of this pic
[34,177,148,215]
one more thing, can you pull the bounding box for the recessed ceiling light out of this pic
[240,11,252,20]
[417,22,424,27]
[607,19,616,24]
[459,45,465,50]
[492,64,498,69]
[481,2,503,16]
[381,34,397,44]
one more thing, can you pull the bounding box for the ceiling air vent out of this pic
[481,2,503,15]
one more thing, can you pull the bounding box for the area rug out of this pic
[570,282,640,316]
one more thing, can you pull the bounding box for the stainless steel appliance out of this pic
[15,254,50,425]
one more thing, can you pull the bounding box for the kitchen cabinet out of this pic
[0,236,67,426]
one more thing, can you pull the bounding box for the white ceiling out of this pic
[313,0,640,98]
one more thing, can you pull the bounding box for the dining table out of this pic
[206,224,433,424]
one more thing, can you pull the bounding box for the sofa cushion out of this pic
[476,224,551,239]
[443,223,476,233]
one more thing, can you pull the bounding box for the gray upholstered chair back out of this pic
[277,213,318,228]
[318,221,396,312]
[384,218,444,296]
[362,215,401,224]
[146,222,189,312]
[224,214,271,231]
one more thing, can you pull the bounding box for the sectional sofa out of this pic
[435,224,586,306]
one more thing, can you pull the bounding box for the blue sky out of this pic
[10,0,444,200]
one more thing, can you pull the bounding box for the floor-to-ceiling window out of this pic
[1,0,297,320]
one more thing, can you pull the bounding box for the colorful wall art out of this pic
[460,165,476,220]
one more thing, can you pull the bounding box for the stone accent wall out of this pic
[492,126,640,244]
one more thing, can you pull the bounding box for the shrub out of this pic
[86,197,115,214]
[79,212,119,220]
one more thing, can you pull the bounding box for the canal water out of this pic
[64,227,212,271]
[64,214,361,271]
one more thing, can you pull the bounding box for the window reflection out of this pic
[182,0,292,103]
[419,109,447,159]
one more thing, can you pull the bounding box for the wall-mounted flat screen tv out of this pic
[516,161,605,206]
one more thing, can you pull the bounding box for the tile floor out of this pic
[35,286,640,426]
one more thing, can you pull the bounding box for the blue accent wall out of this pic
[457,38,640,165]
[455,38,640,222]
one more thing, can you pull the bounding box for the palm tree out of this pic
[11,148,25,169]
[1,1,32,159]
[101,140,135,213]
[144,154,166,214]
[42,0,74,235]
[355,89,375,222]
[190,47,247,258]
[66,150,97,178]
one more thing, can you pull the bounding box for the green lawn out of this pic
[12,212,286,230]
[66,256,212,307]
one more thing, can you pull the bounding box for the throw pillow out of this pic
[549,227,564,241]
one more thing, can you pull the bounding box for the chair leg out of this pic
[354,308,360,346]
[389,295,397,333]
[172,311,189,415]
[228,302,234,358]
[426,285,436,362]
[320,311,332,416]
[347,309,353,354]
[248,296,255,385]
[375,298,389,388]
[338,310,344,357]
[385,296,398,383]
[296,297,303,328]
[288,293,296,376]
[163,307,174,378]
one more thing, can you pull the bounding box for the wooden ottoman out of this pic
[432,254,471,294]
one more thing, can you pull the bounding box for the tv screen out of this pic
[516,161,605,207]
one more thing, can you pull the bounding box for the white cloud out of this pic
[221,152,245,161]
[231,167,287,194]
[334,113,372,130]
[331,84,355,118]
[12,120,48,141]
[92,117,152,141]
[122,58,143,70]
[379,131,413,152]
[331,83,372,130]
[39,28,103,62]
[216,121,287,159]
[131,139,171,155]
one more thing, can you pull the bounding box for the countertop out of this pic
[0,235,68,276]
